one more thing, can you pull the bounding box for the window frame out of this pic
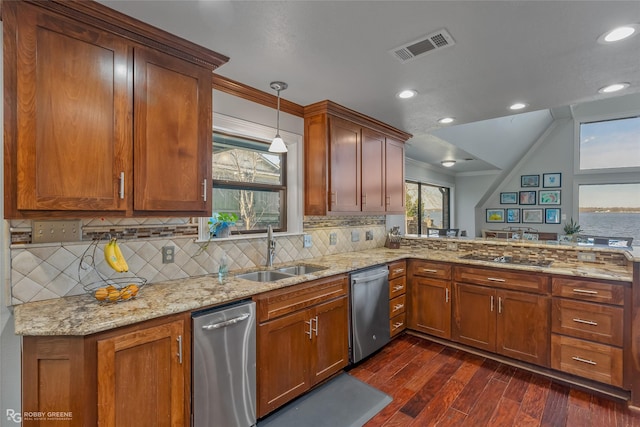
[405,180,451,236]
[198,113,303,241]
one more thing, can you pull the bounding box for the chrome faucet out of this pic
[266,225,276,267]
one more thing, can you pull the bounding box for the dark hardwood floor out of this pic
[348,334,640,427]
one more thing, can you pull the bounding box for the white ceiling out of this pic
[100,0,640,173]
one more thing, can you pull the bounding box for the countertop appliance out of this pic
[192,300,256,427]
[350,265,390,363]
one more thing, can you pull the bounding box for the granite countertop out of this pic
[14,247,634,337]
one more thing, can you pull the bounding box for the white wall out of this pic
[455,172,500,236]
[1,19,23,420]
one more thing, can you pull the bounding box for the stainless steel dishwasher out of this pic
[192,300,256,427]
[350,265,390,363]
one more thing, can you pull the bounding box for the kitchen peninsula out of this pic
[15,236,640,425]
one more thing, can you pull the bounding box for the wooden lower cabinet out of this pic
[255,275,349,418]
[97,319,186,427]
[21,314,190,427]
[452,282,550,366]
[408,277,451,339]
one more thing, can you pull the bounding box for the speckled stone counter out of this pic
[14,244,635,336]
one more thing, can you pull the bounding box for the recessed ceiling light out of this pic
[438,117,455,124]
[509,102,528,111]
[441,160,456,167]
[397,89,417,99]
[598,24,638,43]
[598,82,630,93]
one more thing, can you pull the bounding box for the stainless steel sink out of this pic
[459,253,552,268]
[277,264,328,275]
[235,270,294,282]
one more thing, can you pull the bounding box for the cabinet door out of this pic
[257,310,311,418]
[452,283,496,351]
[361,128,385,212]
[311,296,349,384]
[497,290,550,366]
[133,47,212,214]
[408,277,451,339]
[385,138,405,213]
[328,116,361,212]
[97,319,185,427]
[11,3,130,212]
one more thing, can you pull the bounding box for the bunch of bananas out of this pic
[104,238,129,272]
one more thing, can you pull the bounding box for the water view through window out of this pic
[579,183,640,245]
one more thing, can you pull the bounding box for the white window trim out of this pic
[197,113,303,241]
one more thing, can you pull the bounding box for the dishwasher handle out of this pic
[201,313,251,330]
[351,270,389,284]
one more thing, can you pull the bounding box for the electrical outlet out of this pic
[329,233,337,245]
[577,252,596,262]
[351,231,360,242]
[303,234,312,248]
[447,242,458,251]
[366,230,373,241]
[32,220,82,243]
[162,246,175,264]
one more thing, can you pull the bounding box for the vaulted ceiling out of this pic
[100,0,640,173]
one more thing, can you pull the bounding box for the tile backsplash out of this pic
[8,216,387,305]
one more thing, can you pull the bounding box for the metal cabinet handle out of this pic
[202,179,208,202]
[393,303,404,311]
[362,193,367,206]
[573,288,598,295]
[445,288,450,303]
[177,335,183,365]
[393,285,405,292]
[490,295,494,312]
[119,172,125,199]
[313,316,318,337]
[385,195,391,207]
[422,269,438,273]
[572,318,598,326]
[572,356,597,365]
[201,313,250,330]
[487,277,506,283]
[305,319,313,339]
[392,321,404,330]
[393,268,405,274]
[498,297,503,314]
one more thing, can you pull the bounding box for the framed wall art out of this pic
[522,208,543,224]
[519,190,537,205]
[545,208,561,224]
[486,209,505,223]
[500,192,518,204]
[506,208,520,223]
[543,173,561,188]
[521,174,539,187]
[539,190,561,205]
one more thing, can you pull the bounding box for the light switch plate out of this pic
[577,252,596,262]
[351,231,360,242]
[366,230,373,241]
[303,234,312,248]
[32,220,82,243]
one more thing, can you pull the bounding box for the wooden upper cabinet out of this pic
[304,101,412,215]
[133,47,212,213]
[10,2,131,213]
[329,116,362,212]
[3,1,227,218]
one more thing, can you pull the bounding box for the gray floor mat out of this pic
[257,373,392,427]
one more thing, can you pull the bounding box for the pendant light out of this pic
[269,81,288,153]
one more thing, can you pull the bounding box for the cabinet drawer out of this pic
[390,312,406,337]
[552,277,626,306]
[389,295,406,317]
[454,266,549,294]
[552,299,623,346]
[409,260,451,280]
[255,275,348,323]
[389,276,406,299]
[388,260,407,280]
[551,334,623,387]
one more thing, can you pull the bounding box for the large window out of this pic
[576,115,640,245]
[579,116,640,170]
[405,181,450,235]
[212,132,286,233]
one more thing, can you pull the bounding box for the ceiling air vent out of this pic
[390,29,455,63]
